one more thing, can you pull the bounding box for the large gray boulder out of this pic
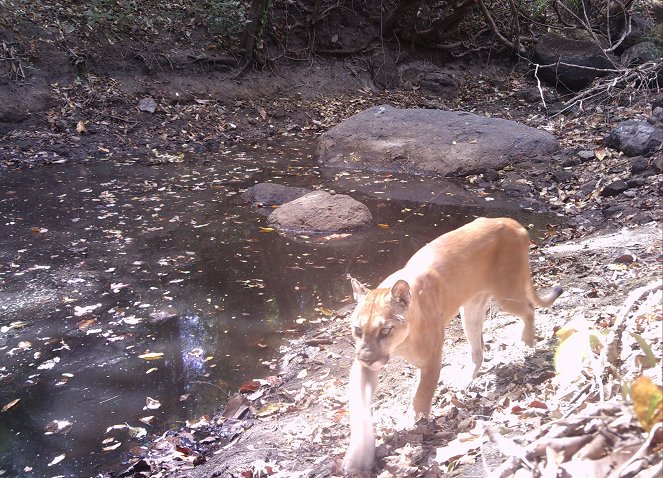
[267,191,372,234]
[317,105,559,176]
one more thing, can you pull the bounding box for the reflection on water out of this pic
[0,140,559,477]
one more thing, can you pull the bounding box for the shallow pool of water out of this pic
[0,139,560,477]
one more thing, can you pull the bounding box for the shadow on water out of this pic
[0,139,561,477]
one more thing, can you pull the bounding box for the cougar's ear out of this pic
[389,280,411,307]
[350,276,368,302]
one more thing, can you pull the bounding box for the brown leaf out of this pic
[1,398,20,412]
[239,380,261,393]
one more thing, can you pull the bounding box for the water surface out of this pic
[0,140,559,477]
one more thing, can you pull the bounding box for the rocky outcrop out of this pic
[400,64,459,98]
[533,29,618,89]
[317,105,559,177]
[267,191,372,234]
[621,42,661,67]
[242,183,311,207]
[605,120,662,157]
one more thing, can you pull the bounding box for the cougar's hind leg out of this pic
[497,296,536,347]
[460,294,489,378]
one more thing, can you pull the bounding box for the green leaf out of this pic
[629,332,658,369]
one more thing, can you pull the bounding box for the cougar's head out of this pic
[349,277,411,371]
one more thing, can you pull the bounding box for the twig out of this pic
[608,422,663,478]
[476,0,518,53]
[533,64,547,109]
[605,281,663,367]
[190,380,231,398]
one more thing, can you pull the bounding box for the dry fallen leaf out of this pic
[138,352,164,361]
[2,398,20,412]
[632,376,663,432]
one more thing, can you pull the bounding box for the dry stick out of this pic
[604,0,632,53]
[476,0,517,53]
[605,281,663,368]
[533,64,547,109]
[551,61,661,117]
[608,422,663,478]
[553,0,619,68]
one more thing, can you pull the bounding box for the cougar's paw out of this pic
[343,444,375,478]
[342,455,373,478]
[521,330,536,348]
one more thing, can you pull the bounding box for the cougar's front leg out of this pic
[344,359,379,474]
[412,361,442,417]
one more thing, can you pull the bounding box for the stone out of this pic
[654,156,663,173]
[419,72,458,98]
[267,191,372,234]
[482,169,500,182]
[553,171,573,182]
[630,156,649,175]
[577,150,595,162]
[626,177,646,188]
[317,105,559,177]
[370,52,399,90]
[501,178,532,197]
[650,106,663,124]
[138,97,158,113]
[621,42,661,67]
[400,64,459,99]
[604,120,662,156]
[615,14,655,53]
[561,157,581,167]
[242,183,311,207]
[534,29,619,89]
[600,179,629,197]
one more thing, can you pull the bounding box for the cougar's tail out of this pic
[529,285,563,308]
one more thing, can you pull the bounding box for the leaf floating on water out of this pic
[74,304,101,317]
[138,352,164,361]
[47,454,66,466]
[139,416,154,425]
[31,226,48,234]
[102,441,122,452]
[110,282,129,293]
[127,425,147,438]
[77,318,97,331]
[144,397,162,410]
[259,227,275,233]
[239,380,261,393]
[122,316,143,326]
[44,420,73,435]
[37,357,61,370]
[146,368,158,374]
[377,223,390,229]
[2,398,20,412]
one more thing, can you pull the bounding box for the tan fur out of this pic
[343,217,562,475]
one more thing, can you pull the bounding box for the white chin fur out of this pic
[362,359,387,372]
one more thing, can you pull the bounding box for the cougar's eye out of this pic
[380,327,393,337]
[354,327,363,338]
